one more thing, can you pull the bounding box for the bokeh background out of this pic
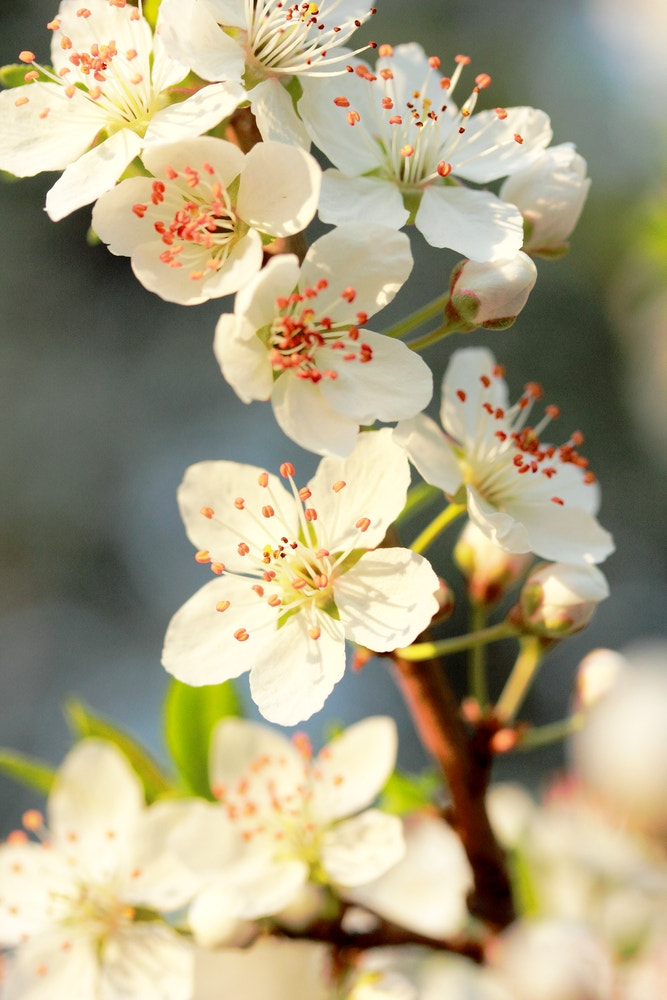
[1,0,666,830]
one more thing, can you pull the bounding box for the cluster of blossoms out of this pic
[0,0,642,998]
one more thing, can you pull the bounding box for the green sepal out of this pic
[163,678,242,799]
[379,767,440,815]
[0,748,56,795]
[65,698,173,804]
[138,0,160,30]
[0,64,53,88]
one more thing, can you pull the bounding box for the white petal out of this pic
[48,739,144,880]
[505,498,615,564]
[236,142,321,237]
[450,107,552,184]
[0,844,73,943]
[298,73,383,175]
[249,614,347,725]
[299,224,413,325]
[3,931,98,1000]
[167,800,251,877]
[187,888,248,948]
[158,0,246,81]
[312,717,398,823]
[250,79,311,148]
[91,177,159,256]
[234,252,301,329]
[162,576,280,686]
[336,548,440,651]
[271,375,360,457]
[193,938,332,1000]
[54,0,151,63]
[307,428,412,550]
[321,809,405,886]
[415,186,524,262]
[467,484,531,553]
[100,924,194,1000]
[144,82,245,145]
[175,459,297,562]
[440,346,508,445]
[214,313,274,403]
[45,130,142,221]
[142,136,245,188]
[317,171,410,228]
[318,329,433,425]
[125,800,203,912]
[345,813,473,938]
[0,86,96,176]
[209,718,302,793]
[393,414,463,494]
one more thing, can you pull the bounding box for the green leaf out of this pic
[0,64,53,88]
[163,679,242,798]
[379,768,440,815]
[0,748,56,795]
[65,699,173,804]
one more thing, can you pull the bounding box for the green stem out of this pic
[495,636,545,723]
[396,621,517,661]
[382,293,450,339]
[469,603,489,709]
[406,321,463,352]
[515,713,585,750]
[409,502,466,554]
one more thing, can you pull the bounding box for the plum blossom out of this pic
[91,136,321,304]
[171,717,404,939]
[0,740,199,1000]
[0,0,244,221]
[500,144,591,256]
[214,223,432,456]
[298,43,553,260]
[158,0,377,146]
[161,429,440,724]
[394,347,614,564]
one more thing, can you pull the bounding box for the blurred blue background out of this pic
[1,0,666,829]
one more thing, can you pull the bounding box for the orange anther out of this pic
[200,506,214,518]
[195,550,211,564]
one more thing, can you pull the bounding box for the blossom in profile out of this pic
[161,429,440,724]
[214,223,432,456]
[0,0,244,220]
[0,739,199,1000]
[92,136,321,304]
[171,716,404,940]
[500,143,591,256]
[158,0,377,146]
[394,347,614,564]
[298,43,552,260]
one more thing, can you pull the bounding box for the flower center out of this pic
[267,281,373,382]
[195,461,371,643]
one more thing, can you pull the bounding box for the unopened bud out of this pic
[500,143,590,257]
[514,562,608,638]
[454,520,532,607]
[447,252,537,331]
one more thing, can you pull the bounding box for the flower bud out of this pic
[454,520,532,607]
[500,143,590,256]
[447,251,537,331]
[514,562,608,638]
[574,647,626,709]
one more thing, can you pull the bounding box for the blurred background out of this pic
[1,0,666,830]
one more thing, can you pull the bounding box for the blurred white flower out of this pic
[454,520,532,608]
[193,937,334,1000]
[171,717,403,940]
[162,429,440,724]
[0,740,198,1000]
[298,43,552,259]
[92,136,321,305]
[394,347,614,564]
[0,0,243,220]
[214,223,432,457]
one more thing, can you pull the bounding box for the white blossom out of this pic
[0,0,244,220]
[298,43,552,260]
[158,0,377,146]
[162,429,440,724]
[0,740,199,1000]
[394,347,614,564]
[214,223,432,456]
[172,717,403,937]
[91,136,321,304]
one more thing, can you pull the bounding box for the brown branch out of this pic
[389,652,515,930]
